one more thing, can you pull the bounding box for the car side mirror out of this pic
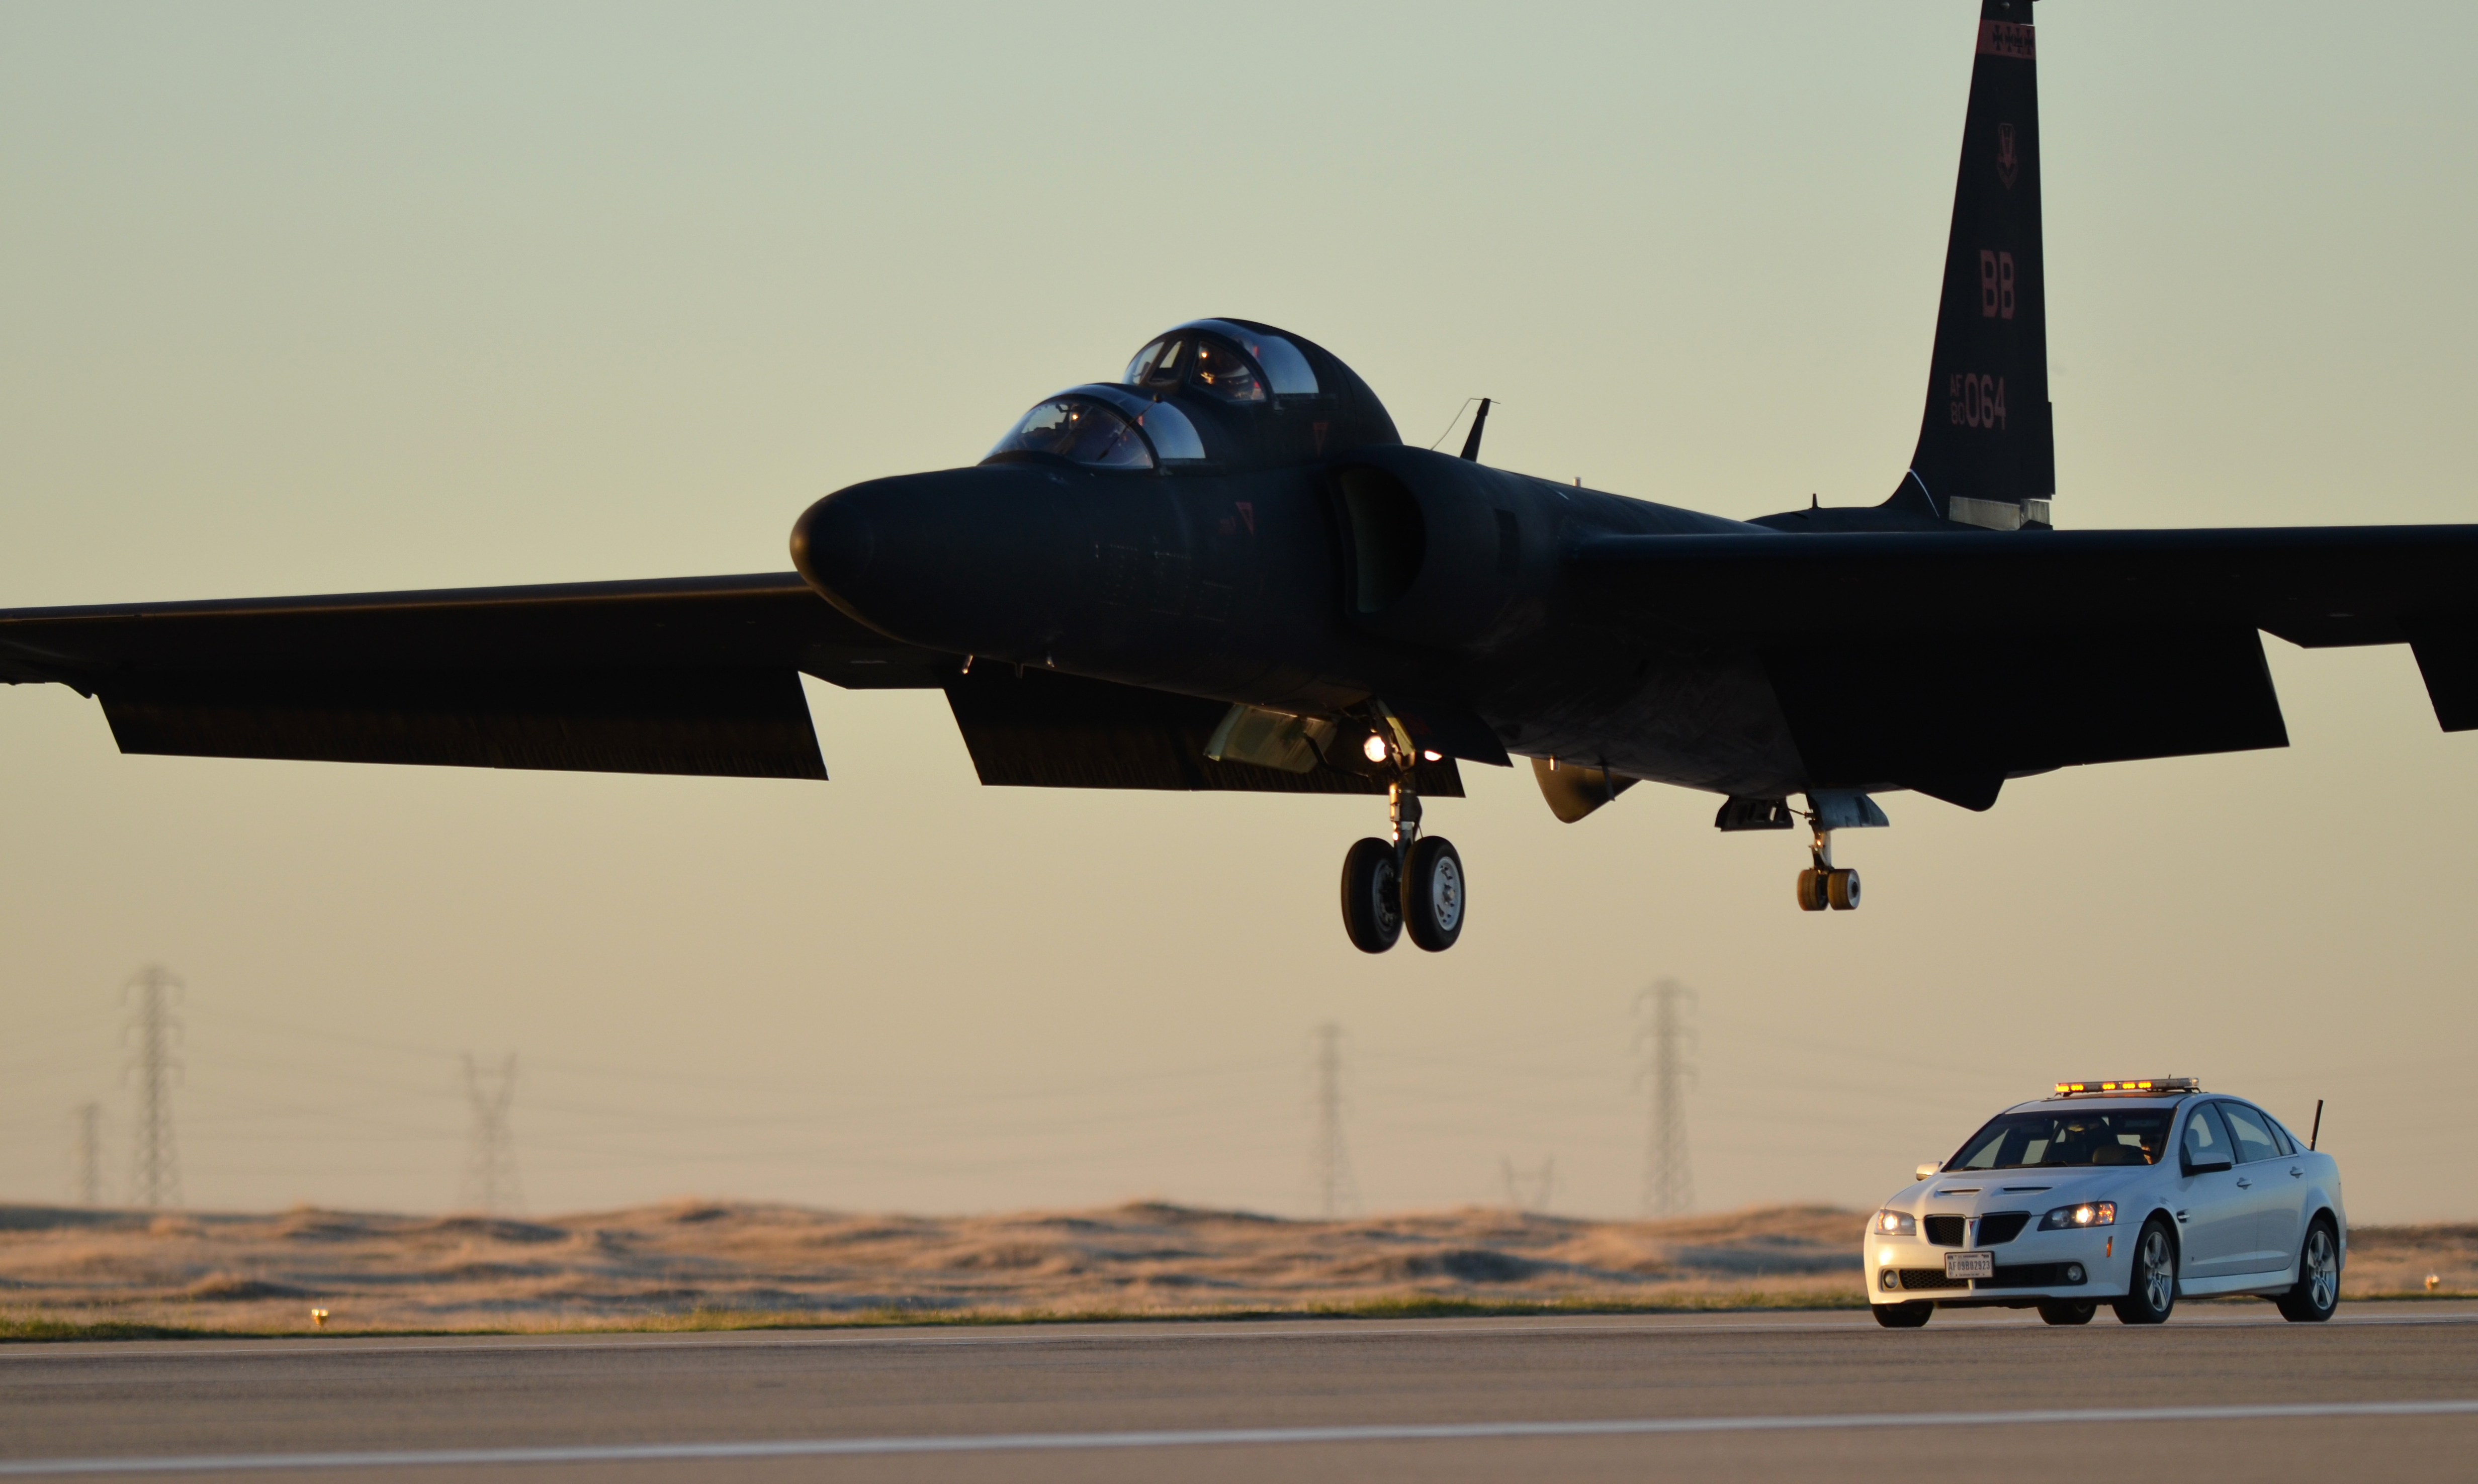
[2183,1156,2233,1176]
[1914,1161,1941,1182]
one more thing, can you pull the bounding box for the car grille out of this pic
[1897,1268,1969,1291]
[1924,1216,1966,1246]
[1979,1263,2083,1289]
[1975,1213,2030,1245]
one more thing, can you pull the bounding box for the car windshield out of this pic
[985,396,1154,469]
[1949,1108,2174,1170]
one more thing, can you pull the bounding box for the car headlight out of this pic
[2039,1201,2115,1230]
[1872,1210,1916,1236]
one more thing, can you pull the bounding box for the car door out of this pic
[2172,1101,2250,1279]
[2219,1100,2304,1274]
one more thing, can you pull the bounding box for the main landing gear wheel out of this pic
[1402,836,1465,952]
[1340,837,1403,954]
[1871,1301,1933,1328]
[2112,1218,2179,1325]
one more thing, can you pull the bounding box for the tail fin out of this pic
[1885,0,2055,531]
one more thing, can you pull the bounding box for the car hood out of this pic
[1897,1166,2153,1214]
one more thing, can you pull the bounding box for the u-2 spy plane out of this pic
[5,0,2474,954]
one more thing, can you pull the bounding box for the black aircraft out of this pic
[5,0,2473,953]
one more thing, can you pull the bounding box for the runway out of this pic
[6,1305,2476,1481]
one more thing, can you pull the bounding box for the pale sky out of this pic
[3,2,2472,1224]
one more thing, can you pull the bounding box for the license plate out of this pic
[1945,1251,1995,1280]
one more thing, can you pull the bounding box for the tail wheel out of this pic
[1340,838,1402,953]
[1402,836,1465,952]
[1826,867,1861,910]
[1795,869,1829,911]
[2276,1219,2341,1323]
[2112,1218,2178,1325]
[1871,1301,1933,1329]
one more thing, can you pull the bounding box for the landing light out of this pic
[1422,750,1442,762]
[1363,735,1389,763]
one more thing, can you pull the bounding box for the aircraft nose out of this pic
[790,463,1082,653]
[790,480,880,614]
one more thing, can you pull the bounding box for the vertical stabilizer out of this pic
[1886,0,2054,530]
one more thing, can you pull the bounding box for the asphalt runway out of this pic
[6,1304,2476,1482]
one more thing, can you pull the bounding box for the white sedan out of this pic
[1864,1080,2344,1327]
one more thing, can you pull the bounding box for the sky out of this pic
[3,1,2473,1224]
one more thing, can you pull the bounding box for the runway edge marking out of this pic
[6,1400,2477,1475]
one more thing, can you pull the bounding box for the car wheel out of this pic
[2275,1218,2340,1323]
[1870,1301,1933,1329]
[2111,1218,2178,1325]
[2037,1300,2097,1326]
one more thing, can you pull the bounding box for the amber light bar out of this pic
[2053,1077,2198,1097]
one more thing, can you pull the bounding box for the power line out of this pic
[70,1101,102,1207]
[458,1053,522,1214]
[1309,1023,1359,1219]
[123,965,183,1209]
[1636,978,1697,1219]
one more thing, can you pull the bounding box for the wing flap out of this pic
[97,667,828,779]
[1566,527,2478,644]
[944,667,1462,796]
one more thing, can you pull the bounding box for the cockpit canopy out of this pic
[1125,321,1319,405]
[984,385,1204,471]
[981,318,1395,474]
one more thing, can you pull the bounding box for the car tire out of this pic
[2037,1300,2097,1326]
[2275,1218,2341,1323]
[2111,1218,2178,1325]
[1870,1301,1933,1329]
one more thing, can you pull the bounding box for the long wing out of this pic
[1565,526,2478,804]
[0,573,953,779]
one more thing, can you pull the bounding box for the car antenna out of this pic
[2310,1098,2324,1151]
[1457,398,1492,461]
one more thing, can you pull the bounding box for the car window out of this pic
[2267,1118,2299,1156]
[2180,1102,2234,1167]
[1949,1108,2171,1169]
[2220,1102,2282,1164]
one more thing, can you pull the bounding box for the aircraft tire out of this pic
[1826,868,1861,910]
[1795,869,1829,911]
[1401,836,1465,952]
[1340,837,1404,953]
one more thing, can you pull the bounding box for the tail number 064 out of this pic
[1949,372,2007,430]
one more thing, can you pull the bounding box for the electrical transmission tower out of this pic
[71,1101,102,1207]
[1308,1023,1360,1219]
[1635,979,1697,1218]
[459,1053,524,1215]
[1499,1156,1557,1214]
[122,965,183,1209]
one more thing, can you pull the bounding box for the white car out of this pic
[1864,1079,2344,1328]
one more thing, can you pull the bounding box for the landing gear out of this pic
[1795,823,1861,912]
[1339,776,1464,953]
